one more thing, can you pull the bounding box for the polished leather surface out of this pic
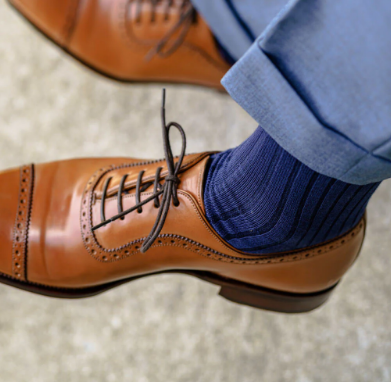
[10,0,231,89]
[0,152,365,294]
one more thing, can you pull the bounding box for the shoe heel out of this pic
[218,283,336,313]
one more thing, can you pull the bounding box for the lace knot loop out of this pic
[92,89,187,254]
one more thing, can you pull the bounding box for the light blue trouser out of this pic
[192,0,391,185]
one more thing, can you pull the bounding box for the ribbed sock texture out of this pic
[204,126,379,254]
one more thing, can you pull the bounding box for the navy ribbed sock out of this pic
[204,126,379,254]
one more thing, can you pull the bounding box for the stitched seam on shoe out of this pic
[24,165,35,281]
[82,213,362,265]
[170,192,364,263]
[11,164,34,281]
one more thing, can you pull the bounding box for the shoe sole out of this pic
[0,269,336,314]
[7,0,227,92]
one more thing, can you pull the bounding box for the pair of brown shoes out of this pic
[0,0,365,313]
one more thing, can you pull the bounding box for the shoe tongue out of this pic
[93,152,212,199]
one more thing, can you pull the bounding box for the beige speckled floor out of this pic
[0,2,390,382]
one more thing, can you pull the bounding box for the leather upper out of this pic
[0,152,365,294]
[10,0,231,89]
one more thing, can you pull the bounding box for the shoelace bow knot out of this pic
[92,89,186,253]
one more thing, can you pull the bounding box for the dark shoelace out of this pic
[132,0,197,60]
[92,89,187,253]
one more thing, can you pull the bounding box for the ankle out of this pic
[204,126,379,254]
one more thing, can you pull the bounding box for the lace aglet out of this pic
[162,88,166,109]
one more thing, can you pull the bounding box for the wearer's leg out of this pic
[204,126,379,254]
[222,0,391,185]
[202,0,390,254]
[191,0,289,61]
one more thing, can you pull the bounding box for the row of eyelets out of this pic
[80,160,165,260]
[80,156,207,261]
[12,165,34,280]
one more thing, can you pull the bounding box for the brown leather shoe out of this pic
[8,0,231,89]
[0,92,365,313]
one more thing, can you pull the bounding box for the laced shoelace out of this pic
[92,89,187,253]
[132,0,197,60]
